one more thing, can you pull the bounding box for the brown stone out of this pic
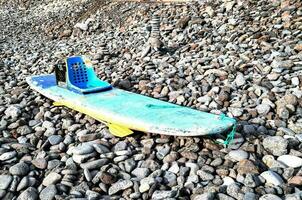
[99,172,116,185]
[288,176,302,186]
[138,80,149,91]
[294,44,302,51]
[237,159,259,175]
[32,158,47,169]
[59,29,72,38]
[180,151,197,160]
[176,16,190,29]
[204,140,220,151]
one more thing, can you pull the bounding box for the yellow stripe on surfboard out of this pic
[53,101,135,137]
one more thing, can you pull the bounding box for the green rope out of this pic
[218,114,237,146]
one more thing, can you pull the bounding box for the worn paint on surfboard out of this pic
[26,74,235,136]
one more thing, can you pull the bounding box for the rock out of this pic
[235,73,246,87]
[277,155,302,168]
[244,192,256,200]
[73,144,94,155]
[237,159,259,175]
[42,172,62,186]
[0,151,17,161]
[223,177,235,186]
[152,190,176,200]
[163,171,177,187]
[5,105,21,118]
[228,150,248,161]
[32,158,47,169]
[80,159,108,169]
[0,175,12,190]
[205,6,215,17]
[108,180,133,195]
[259,194,282,200]
[176,16,190,29]
[271,59,293,70]
[194,193,215,200]
[99,172,116,184]
[74,22,88,31]
[294,44,302,51]
[17,187,38,200]
[48,135,63,145]
[39,185,57,200]
[9,162,29,176]
[288,176,302,186]
[226,183,241,198]
[256,104,271,115]
[131,168,150,179]
[260,171,284,186]
[263,136,288,156]
[197,170,214,181]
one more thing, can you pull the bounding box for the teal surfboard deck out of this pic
[27,74,235,136]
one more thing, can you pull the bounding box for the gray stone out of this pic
[48,135,63,145]
[17,187,38,200]
[42,172,62,186]
[0,175,12,190]
[260,170,284,186]
[197,170,214,181]
[17,176,29,191]
[152,190,176,200]
[259,194,282,200]
[131,168,150,179]
[217,193,235,200]
[73,144,94,155]
[263,136,288,156]
[112,141,127,151]
[5,105,21,118]
[39,185,57,200]
[80,159,108,169]
[9,162,29,176]
[244,192,256,200]
[0,151,16,161]
[228,150,248,161]
[86,190,101,200]
[226,183,240,198]
[163,171,177,187]
[108,180,133,195]
[0,190,6,198]
[256,104,271,115]
[92,143,110,154]
[193,193,215,200]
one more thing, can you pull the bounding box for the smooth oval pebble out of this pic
[260,171,284,186]
[277,155,302,168]
[0,151,16,161]
[228,150,248,161]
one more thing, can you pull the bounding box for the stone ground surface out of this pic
[0,0,302,199]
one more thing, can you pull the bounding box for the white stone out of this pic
[0,151,16,161]
[295,134,302,142]
[277,155,302,168]
[256,104,271,115]
[74,22,88,31]
[228,150,248,162]
[260,171,284,186]
[168,162,179,174]
[235,72,246,87]
[259,194,282,200]
[42,172,62,186]
[223,177,235,186]
[291,77,299,86]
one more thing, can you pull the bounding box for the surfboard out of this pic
[26,74,235,137]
